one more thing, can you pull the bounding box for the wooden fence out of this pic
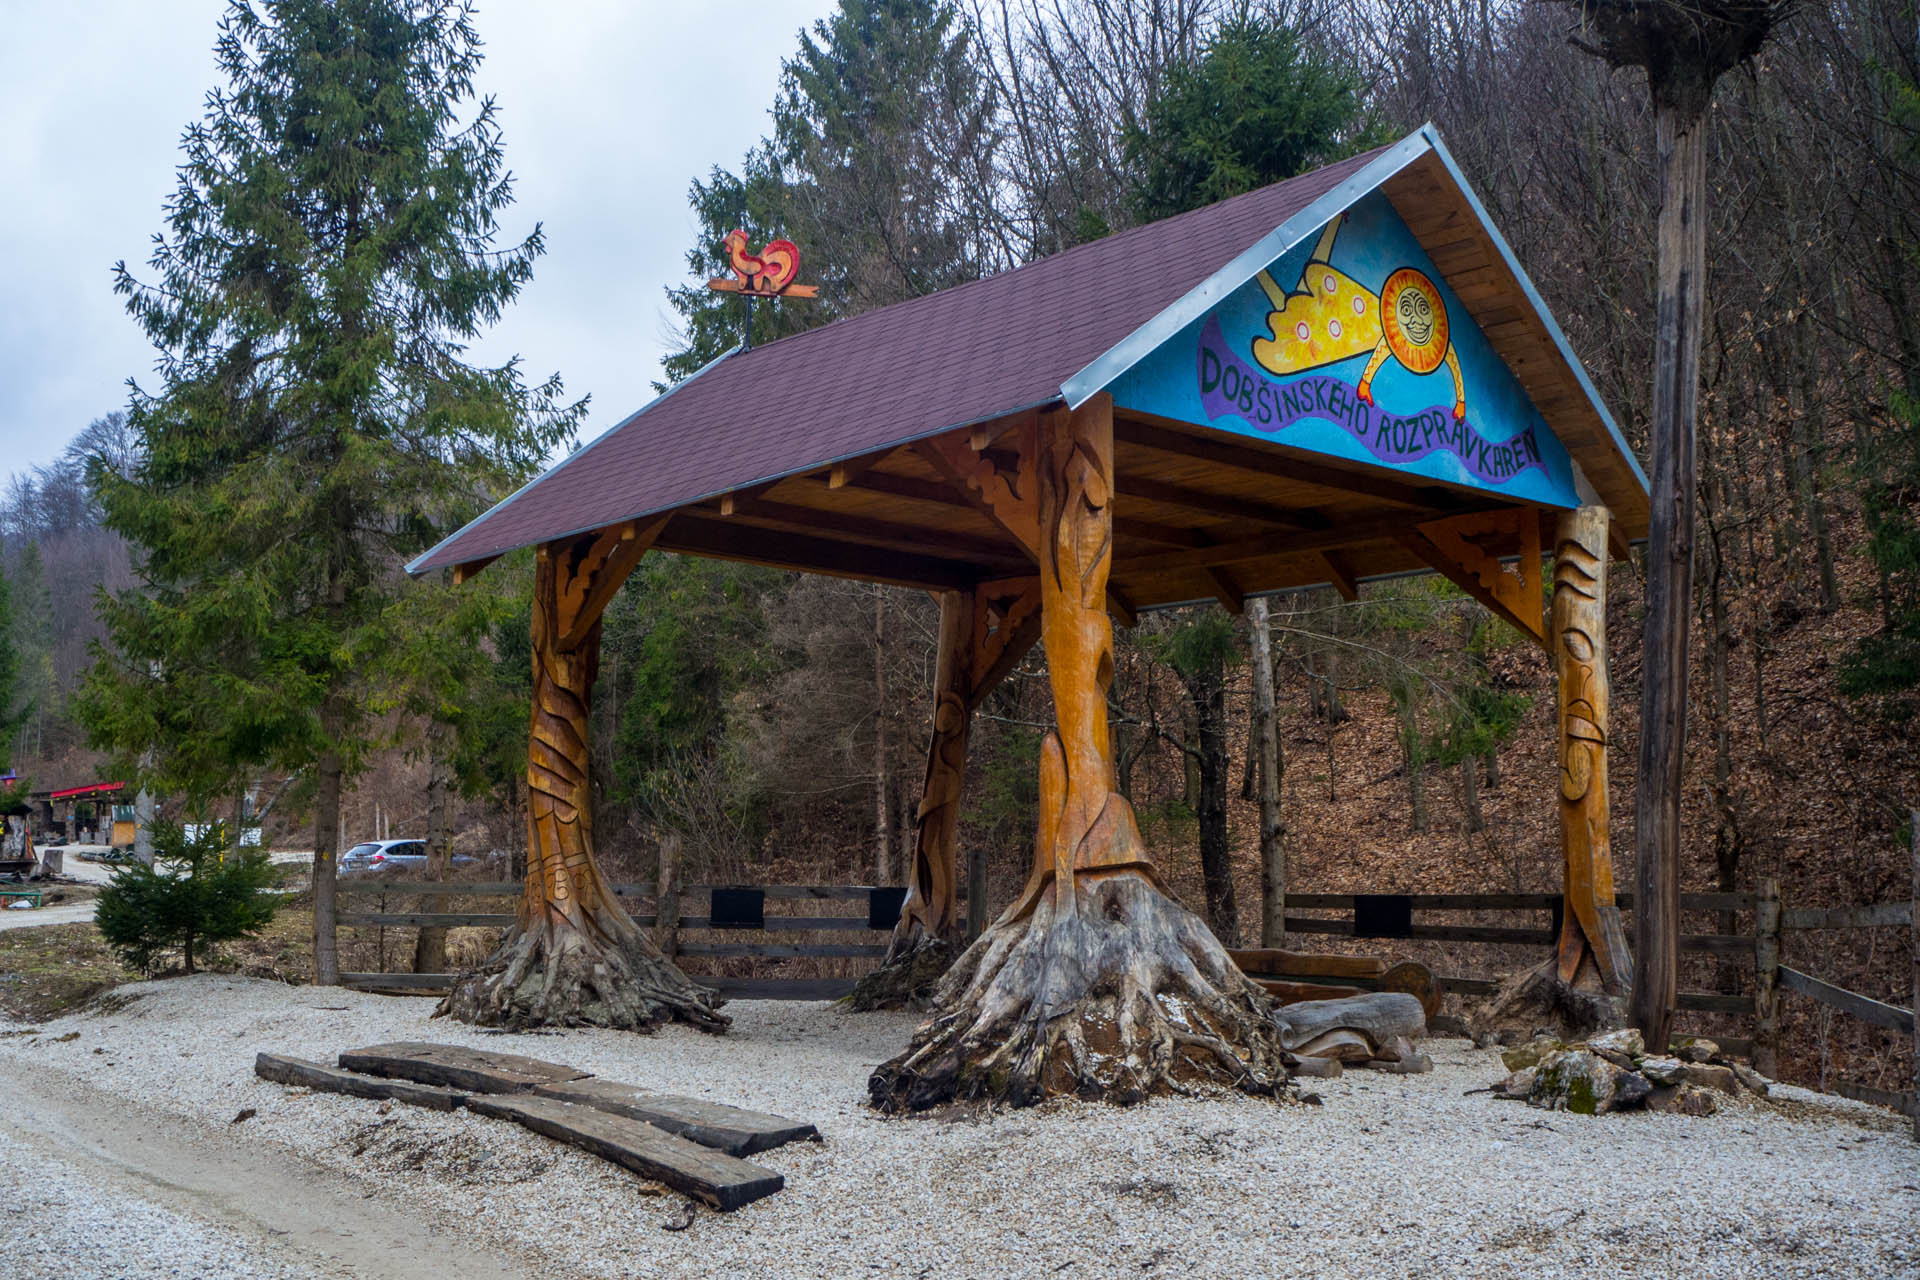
[335,831,1919,1136]
[337,880,909,1000]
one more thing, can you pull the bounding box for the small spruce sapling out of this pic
[95,821,279,975]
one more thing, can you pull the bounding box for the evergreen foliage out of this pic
[95,821,280,974]
[1840,55,1920,713]
[662,0,992,382]
[1125,17,1385,224]
[79,1,580,821]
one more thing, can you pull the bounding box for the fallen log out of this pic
[254,1054,468,1111]
[337,1041,591,1094]
[465,1094,783,1211]
[531,1079,817,1156]
[1273,991,1426,1060]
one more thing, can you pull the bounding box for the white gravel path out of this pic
[0,1123,328,1280]
[1,975,1914,1280]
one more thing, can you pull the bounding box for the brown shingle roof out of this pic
[410,145,1394,573]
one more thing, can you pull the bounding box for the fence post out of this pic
[1753,876,1782,1078]
[1909,811,1917,1143]
[657,832,681,961]
[967,847,988,941]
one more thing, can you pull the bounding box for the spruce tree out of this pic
[1125,17,1385,223]
[80,0,581,984]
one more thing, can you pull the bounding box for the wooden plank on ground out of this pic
[464,1094,783,1210]
[338,1041,593,1093]
[532,1079,817,1156]
[1782,902,1913,931]
[341,972,454,991]
[1228,949,1389,979]
[1777,967,1916,1034]
[254,1053,467,1111]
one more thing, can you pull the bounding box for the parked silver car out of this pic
[340,839,491,874]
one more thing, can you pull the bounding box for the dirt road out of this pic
[0,1063,538,1280]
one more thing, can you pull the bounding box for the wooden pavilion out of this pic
[410,125,1649,1105]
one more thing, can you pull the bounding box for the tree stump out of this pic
[870,397,1288,1110]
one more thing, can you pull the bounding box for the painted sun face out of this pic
[1379,267,1450,374]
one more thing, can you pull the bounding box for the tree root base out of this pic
[869,872,1290,1112]
[437,918,729,1034]
[1470,960,1624,1047]
[850,936,958,1012]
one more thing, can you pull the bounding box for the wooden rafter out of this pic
[658,513,981,591]
[1118,474,1324,531]
[1115,417,1476,512]
[1316,551,1359,602]
[705,495,1025,567]
[1119,509,1490,577]
[1395,509,1548,650]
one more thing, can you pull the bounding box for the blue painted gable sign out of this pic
[1109,192,1579,507]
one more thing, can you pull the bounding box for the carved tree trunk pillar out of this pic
[441,531,726,1033]
[1553,506,1632,996]
[870,396,1289,1110]
[887,588,975,957]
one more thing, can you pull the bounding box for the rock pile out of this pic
[1491,1029,1771,1117]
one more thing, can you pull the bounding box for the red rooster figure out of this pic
[709,229,816,298]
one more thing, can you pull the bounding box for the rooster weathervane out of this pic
[707,230,817,349]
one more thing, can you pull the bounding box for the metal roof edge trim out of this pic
[413,394,1068,576]
[1058,129,1436,410]
[1417,127,1651,497]
[404,343,745,576]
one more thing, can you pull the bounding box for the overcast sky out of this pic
[0,0,832,476]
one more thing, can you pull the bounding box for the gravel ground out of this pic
[1,975,1914,1279]
[0,1124,328,1280]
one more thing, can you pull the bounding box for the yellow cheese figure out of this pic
[1250,216,1467,421]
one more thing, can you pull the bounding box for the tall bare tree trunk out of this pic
[1632,100,1709,1051]
[412,732,453,976]
[1562,0,1788,1067]
[312,736,342,987]
[1248,597,1286,947]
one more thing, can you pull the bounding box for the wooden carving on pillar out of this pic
[870,396,1289,1110]
[882,582,1041,964]
[1553,507,1631,995]
[440,522,727,1033]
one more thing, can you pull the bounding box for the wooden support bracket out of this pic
[555,517,670,651]
[1397,509,1547,650]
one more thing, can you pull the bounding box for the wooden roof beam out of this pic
[1118,475,1326,532]
[1118,508,1497,577]
[1317,550,1359,602]
[1114,418,1476,513]
[702,495,1028,571]
[657,513,983,591]
[1204,567,1246,615]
